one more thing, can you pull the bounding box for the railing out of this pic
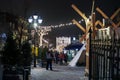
[90,38,120,80]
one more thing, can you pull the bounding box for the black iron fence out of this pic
[89,31,120,80]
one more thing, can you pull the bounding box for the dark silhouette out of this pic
[46,50,53,70]
[64,53,68,64]
[54,51,59,64]
[58,52,65,65]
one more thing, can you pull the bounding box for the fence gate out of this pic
[89,29,120,80]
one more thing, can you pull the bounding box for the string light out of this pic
[36,19,86,37]
[40,19,85,29]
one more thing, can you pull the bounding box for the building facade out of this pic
[56,37,71,52]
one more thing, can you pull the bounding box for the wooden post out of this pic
[85,32,90,76]
[95,20,103,28]
[71,4,87,20]
[92,13,96,39]
[96,7,117,28]
[110,8,120,20]
[72,19,86,33]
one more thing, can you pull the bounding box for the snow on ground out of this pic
[31,64,88,80]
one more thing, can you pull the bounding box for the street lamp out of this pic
[28,15,42,67]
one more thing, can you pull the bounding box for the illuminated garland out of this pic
[40,19,84,29]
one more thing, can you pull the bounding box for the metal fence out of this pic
[89,31,120,80]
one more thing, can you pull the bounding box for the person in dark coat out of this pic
[64,53,68,64]
[46,50,53,70]
[58,52,65,65]
[54,51,59,64]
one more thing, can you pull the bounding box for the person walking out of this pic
[64,53,68,65]
[59,52,65,65]
[46,50,53,70]
[54,51,59,64]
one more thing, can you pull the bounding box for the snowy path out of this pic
[31,64,88,80]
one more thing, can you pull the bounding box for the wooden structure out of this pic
[71,3,120,76]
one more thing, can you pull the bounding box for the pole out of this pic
[34,30,36,67]
[89,28,92,80]
[89,1,95,79]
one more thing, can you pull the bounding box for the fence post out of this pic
[89,28,92,80]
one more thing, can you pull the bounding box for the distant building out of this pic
[56,37,71,52]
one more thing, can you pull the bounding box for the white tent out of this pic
[68,43,86,67]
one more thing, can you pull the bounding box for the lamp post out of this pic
[28,15,42,67]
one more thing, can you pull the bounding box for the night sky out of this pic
[0,0,119,25]
[0,0,120,47]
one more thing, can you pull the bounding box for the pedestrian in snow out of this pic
[46,50,53,70]
[59,52,65,65]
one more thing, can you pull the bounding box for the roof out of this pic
[64,42,83,50]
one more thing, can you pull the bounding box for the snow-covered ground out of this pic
[31,64,88,80]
